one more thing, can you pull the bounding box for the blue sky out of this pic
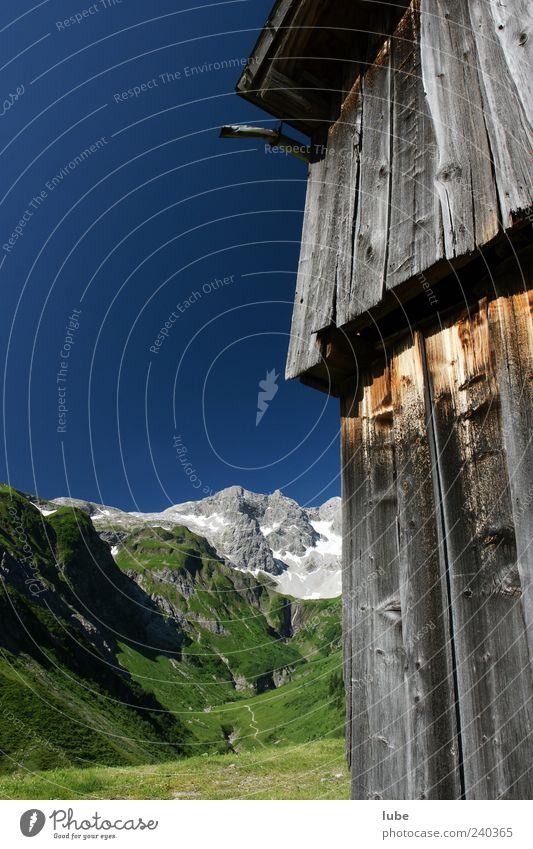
[0,0,340,512]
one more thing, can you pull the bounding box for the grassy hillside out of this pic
[0,484,346,797]
[0,740,349,800]
[114,525,302,700]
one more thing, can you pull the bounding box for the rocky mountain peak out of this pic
[45,486,342,600]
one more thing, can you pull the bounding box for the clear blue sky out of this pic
[0,0,340,512]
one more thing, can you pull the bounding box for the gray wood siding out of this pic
[286,0,533,380]
[342,349,461,799]
[287,89,363,377]
[342,281,533,799]
[425,300,533,799]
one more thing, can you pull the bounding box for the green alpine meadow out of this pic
[0,484,347,799]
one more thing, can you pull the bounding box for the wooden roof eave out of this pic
[236,0,410,136]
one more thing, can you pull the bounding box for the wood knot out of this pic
[437,163,462,182]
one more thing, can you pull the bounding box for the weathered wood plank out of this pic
[391,333,461,799]
[342,361,411,799]
[425,305,533,799]
[286,86,363,380]
[467,0,533,226]
[341,377,370,790]
[331,82,364,332]
[256,65,330,122]
[339,41,392,322]
[246,0,533,381]
[285,147,334,379]
[386,2,444,290]
[484,0,533,124]
[237,0,295,92]
[419,0,499,257]
[488,258,533,662]
[340,387,359,774]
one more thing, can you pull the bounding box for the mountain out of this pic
[49,486,342,600]
[0,484,344,776]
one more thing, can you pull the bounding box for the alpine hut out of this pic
[235,0,533,800]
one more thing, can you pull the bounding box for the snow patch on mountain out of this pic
[50,487,342,600]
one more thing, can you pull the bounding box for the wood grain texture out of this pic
[342,362,411,798]
[332,83,364,332]
[342,278,532,799]
[285,149,333,379]
[342,340,464,798]
[341,41,392,321]
[387,2,443,291]
[286,85,363,379]
[467,0,533,227]
[489,261,533,663]
[283,0,533,379]
[391,334,461,799]
[485,0,533,123]
[419,0,499,256]
[340,387,359,773]
[424,305,533,799]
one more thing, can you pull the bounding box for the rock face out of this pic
[52,487,342,600]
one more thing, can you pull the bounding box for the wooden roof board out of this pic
[236,0,409,134]
[237,0,533,389]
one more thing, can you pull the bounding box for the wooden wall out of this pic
[287,0,533,380]
[341,265,533,799]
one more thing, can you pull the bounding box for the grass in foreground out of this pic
[0,740,349,800]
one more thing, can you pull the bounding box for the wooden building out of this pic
[237,0,533,799]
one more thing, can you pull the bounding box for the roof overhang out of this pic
[237,0,409,135]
